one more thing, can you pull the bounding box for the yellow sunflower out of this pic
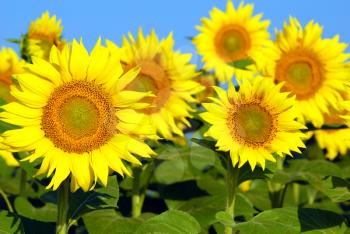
[0,39,156,191]
[264,17,350,127]
[193,0,271,82]
[0,48,24,102]
[107,29,202,141]
[200,77,305,170]
[314,97,350,160]
[26,11,65,60]
[194,73,217,103]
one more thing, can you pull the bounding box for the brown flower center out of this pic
[125,58,171,114]
[275,50,324,100]
[214,25,251,62]
[227,103,277,147]
[41,81,116,153]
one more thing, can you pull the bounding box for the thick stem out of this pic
[0,187,14,212]
[131,167,142,218]
[224,157,239,234]
[19,169,27,195]
[56,180,69,234]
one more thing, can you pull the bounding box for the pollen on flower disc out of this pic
[228,103,277,147]
[214,25,251,62]
[275,51,324,100]
[41,81,116,153]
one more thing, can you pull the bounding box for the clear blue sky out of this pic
[1,0,350,66]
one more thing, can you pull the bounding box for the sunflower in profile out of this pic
[193,0,270,82]
[0,39,156,191]
[26,12,65,60]
[201,77,305,170]
[264,17,350,127]
[107,29,202,141]
[0,47,23,102]
[195,73,217,103]
[314,97,350,160]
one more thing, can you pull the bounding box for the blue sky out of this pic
[1,0,350,66]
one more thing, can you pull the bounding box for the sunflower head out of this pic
[264,17,350,127]
[193,0,271,82]
[201,77,306,170]
[0,39,156,191]
[0,48,23,102]
[195,73,217,103]
[314,92,350,160]
[107,29,202,141]
[26,12,65,60]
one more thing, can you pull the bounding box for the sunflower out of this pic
[0,39,156,191]
[264,17,350,127]
[314,97,350,160]
[193,0,271,82]
[26,11,65,60]
[195,73,217,103]
[0,48,23,102]
[107,29,202,141]
[200,77,305,170]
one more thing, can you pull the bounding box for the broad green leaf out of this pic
[238,164,273,184]
[154,157,191,184]
[227,58,254,70]
[83,209,143,234]
[315,176,350,203]
[134,210,201,234]
[231,207,347,234]
[0,211,24,234]
[166,193,255,229]
[191,138,217,153]
[14,197,57,222]
[67,175,119,220]
[215,211,234,226]
[271,159,343,185]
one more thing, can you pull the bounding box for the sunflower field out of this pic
[1,1,350,234]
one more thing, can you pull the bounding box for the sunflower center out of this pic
[228,104,276,146]
[60,97,99,138]
[42,81,116,153]
[215,25,251,62]
[126,58,171,114]
[276,51,323,100]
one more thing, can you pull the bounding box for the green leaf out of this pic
[67,175,119,220]
[0,211,24,234]
[154,157,190,184]
[83,209,143,234]
[5,38,20,44]
[166,193,255,229]
[231,207,347,234]
[134,210,201,234]
[244,180,272,211]
[191,138,217,153]
[227,58,254,70]
[238,164,273,184]
[271,159,343,185]
[316,176,350,203]
[215,211,234,226]
[14,197,57,222]
[298,208,348,233]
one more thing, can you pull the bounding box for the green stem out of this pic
[0,187,14,212]
[131,167,142,218]
[56,180,69,234]
[19,169,27,195]
[225,157,239,234]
